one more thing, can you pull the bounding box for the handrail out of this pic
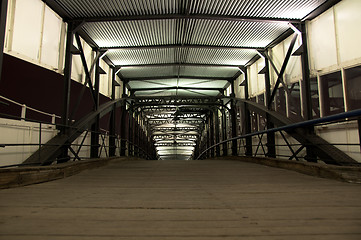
[0,95,61,120]
[196,108,361,160]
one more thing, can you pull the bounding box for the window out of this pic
[275,87,286,116]
[320,71,344,116]
[345,66,361,111]
[288,82,302,121]
[310,77,320,118]
[257,93,265,106]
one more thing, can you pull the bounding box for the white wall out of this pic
[4,0,115,99]
[0,118,58,167]
[308,0,361,74]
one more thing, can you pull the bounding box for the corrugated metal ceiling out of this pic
[54,0,327,19]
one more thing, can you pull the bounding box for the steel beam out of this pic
[221,108,228,156]
[72,14,300,24]
[302,0,342,21]
[131,86,224,92]
[109,67,117,157]
[90,55,100,158]
[268,34,298,108]
[117,62,243,68]
[264,57,276,158]
[0,0,8,84]
[124,75,231,82]
[69,33,98,120]
[242,67,253,156]
[299,23,318,162]
[101,44,262,51]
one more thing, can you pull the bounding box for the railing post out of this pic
[21,104,26,121]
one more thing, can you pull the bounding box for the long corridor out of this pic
[1,159,361,240]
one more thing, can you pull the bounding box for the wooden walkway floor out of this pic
[1,158,361,239]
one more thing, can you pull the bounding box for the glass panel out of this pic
[310,77,320,118]
[275,87,286,116]
[345,66,361,111]
[288,82,302,121]
[251,111,258,132]
[257,93,265,106]
[320,71,344,116]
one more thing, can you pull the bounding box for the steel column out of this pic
[0,0,8,84]
[214,109,221,157]
[206,120,210,158]
[109,67,116,157]
[90,54,100,158]
[58,22,74,163]
[242,68,253,156]
[299,23,317,162]
[209,112,215,158]
[62,22,74,130]
[120,103,127,156]
[128,109,133,156]
[264,57,276,158]
[221,108,228,156]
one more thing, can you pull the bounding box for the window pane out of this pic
[310,77,320,118]
[288,82,302,121]
[12,0,43,60]
[320,71,344,116]
[257,93,265,106]
[345,66,361,111]
[275,87,286,116]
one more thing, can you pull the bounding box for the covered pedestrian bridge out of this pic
[0,0,361,239]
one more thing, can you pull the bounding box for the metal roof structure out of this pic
[43,0,337,160]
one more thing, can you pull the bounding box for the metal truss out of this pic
[152,127,200,132]
[155,143,196,147]
[148,119,204,125]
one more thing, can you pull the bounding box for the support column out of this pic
[206,120,210,158]
[128,109,133,156]
[214,109,221,157]
[221,108,228,156]
[242,67,253,156]
[264,56,276,158]
[230,80,238,156]
[209,111,215,158]
[0,0,8,84]
[120,79,128,156]
[58,22,74,163]
[109,67,117,157]
[90,53,100,158]
[300,23,317,162]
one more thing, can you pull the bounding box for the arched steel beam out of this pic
[238,99,358,165]
[23,99,136,165]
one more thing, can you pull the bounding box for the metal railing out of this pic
[0,97,154,168]
[0,95,61,124]
[196,108,361,164]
